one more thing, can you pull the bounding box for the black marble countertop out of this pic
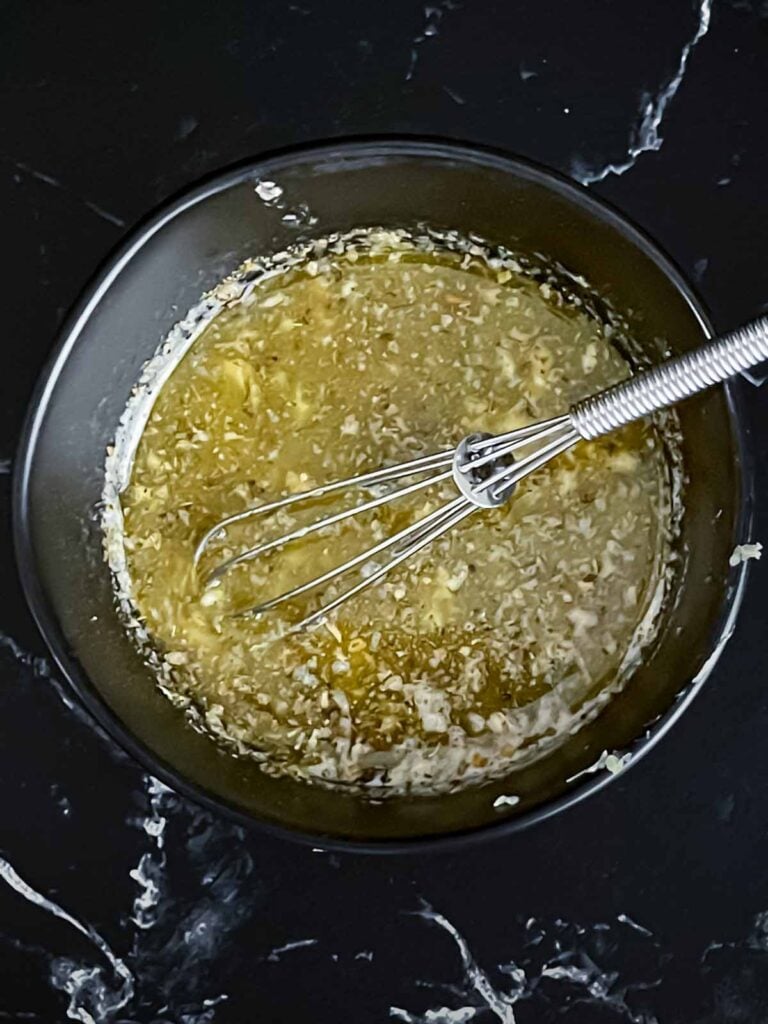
[2,1,768,1020]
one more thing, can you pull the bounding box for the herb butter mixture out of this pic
[114,231,678,795]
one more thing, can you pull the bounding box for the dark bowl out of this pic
[13,138,752,852]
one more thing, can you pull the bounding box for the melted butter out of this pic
[117,234,676,794]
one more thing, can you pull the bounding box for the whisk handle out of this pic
[570,315,768,441]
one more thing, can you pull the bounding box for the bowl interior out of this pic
[16,141,746,846]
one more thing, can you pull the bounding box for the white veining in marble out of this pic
[392,902,522,1023]
[12,161,126,228]
[0,716,259,1021]
[129,776,171,930]
[5,826,768,1021]
[121,781,261,1019]
[0,629,112,737]
[266,938,319,962]
[573,0,712,184]
[50,784,73,819]
[442,84,466,105]
[617,913,654,938]
[391,902,665,1023]
[0,632,51,677]
[0,856,134,1024]
[405,1,460,81]
[0,629,89,722]
[392,1008,479,1023]
[693,256,710,282]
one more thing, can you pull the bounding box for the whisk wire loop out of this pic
[206,467,454,584]
[193,446,454,568]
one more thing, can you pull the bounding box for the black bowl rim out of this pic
[12,134,755,855]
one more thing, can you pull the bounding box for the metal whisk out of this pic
[195,315,768,629]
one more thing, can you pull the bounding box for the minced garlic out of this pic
[112,230,679,796]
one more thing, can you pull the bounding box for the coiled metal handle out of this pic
[570,315,768,440]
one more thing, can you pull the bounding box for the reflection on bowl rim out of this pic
[12,136,755,854]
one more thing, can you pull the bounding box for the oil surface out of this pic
[118,233,675,794]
